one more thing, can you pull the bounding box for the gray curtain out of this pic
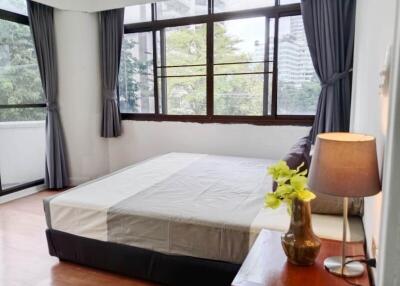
[27,1,69,189]
[301,0,356,142]
[99,9,124,138]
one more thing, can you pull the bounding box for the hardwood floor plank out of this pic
[0,191,158,286]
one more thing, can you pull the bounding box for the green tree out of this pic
[163,22,265,115]
[0,18,44,121]
[119,33,153,113]
[278,75,320,115]
[119,21,320,116]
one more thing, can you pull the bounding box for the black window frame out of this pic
[121,0,314,126]
[0,8,45,196]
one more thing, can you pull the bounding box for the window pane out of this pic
[214,0,274,13]
[0,107,45,122]
[214,63,264,74]
[156,0,208,20]
[277,15,320,115]
[119,32,154,114]
[159,76,206,115]
[214,17,266,64]
[0,19,44,106]
[158,24,207,115]
[0,0,27,15]
[124,4,152,24]
[280,0,300,5]
[214,74,263,115]
[158,65,206,77]
[214,17,267,116]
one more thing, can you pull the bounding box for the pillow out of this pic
[273,136,363,217]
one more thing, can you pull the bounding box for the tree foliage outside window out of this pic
[119,1,320,120]
[0,18,44,121]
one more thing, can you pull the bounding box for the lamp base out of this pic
[324,256,364,277]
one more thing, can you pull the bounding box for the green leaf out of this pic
[296,189,316,202]
[275,184,293,197]
[265,193,281,209]
[290,174,308,191]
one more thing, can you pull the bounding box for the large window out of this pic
[0,7,45,121]
[0,3,45,195]
[120,0,319,125]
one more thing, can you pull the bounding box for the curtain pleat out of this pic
[99,9,124,138]
[27,0,69,189]
[301,0,356,143]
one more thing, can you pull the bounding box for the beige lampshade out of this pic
[308,132,381,198]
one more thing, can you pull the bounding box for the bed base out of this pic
[46,229,240,286]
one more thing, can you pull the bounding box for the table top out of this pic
[232,229,370,286]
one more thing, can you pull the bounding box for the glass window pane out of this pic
[214,17,268,116]
[0,19,44,105]
[0,0,27,15]
[214,17,266,64]
[214,0,274,13]
[159,76,207,115]
[156,0,208,20]
[214,63,264,74]
[280,0,300,5]
[277,15,320,115]
[124,4,152,24]
[214,74,263,116]
[119,32,154,114]
[0,119,45,190]
[158,66,206,77]
[158,24,207,115]
[0,107,45,122]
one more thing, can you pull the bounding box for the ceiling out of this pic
[32,0,166,12]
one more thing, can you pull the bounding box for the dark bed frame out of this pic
[46,229,240,286]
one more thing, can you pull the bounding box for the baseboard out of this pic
[0,184,46,204]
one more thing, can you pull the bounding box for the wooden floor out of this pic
[0,191,158,286]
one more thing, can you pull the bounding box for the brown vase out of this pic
[281,198,321,266]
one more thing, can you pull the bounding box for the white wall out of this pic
[350,0,397,278]
[54,10,110,185]
[377,2,400,283]
[108,121,309,171]
[0,121,45,186]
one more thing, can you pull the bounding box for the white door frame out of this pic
[377,1,400,284]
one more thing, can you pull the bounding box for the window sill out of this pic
[120,114,314,126]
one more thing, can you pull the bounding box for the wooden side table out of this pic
[232,229,370,286]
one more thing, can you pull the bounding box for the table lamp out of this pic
[308,132,381,277]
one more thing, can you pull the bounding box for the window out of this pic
[157,24,207,115]
[0,4,45,195]
[124,4,152,24]
[119,32,154,113]
[277,16,320,115]
[157,0,208,20]
[0,0,27,15]
[213,0,274,13]
[214,17,270,116]
[121,1,317,125]
[0,18,45,121]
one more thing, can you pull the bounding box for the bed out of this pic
[44,153,364,286]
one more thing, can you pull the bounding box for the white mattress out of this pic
[44,153,364,264]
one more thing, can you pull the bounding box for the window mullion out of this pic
[160,29,168,114]
[263,17,270,116]
[151,3,159,115]
[206,20,214,118]
[271,15,279,118]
